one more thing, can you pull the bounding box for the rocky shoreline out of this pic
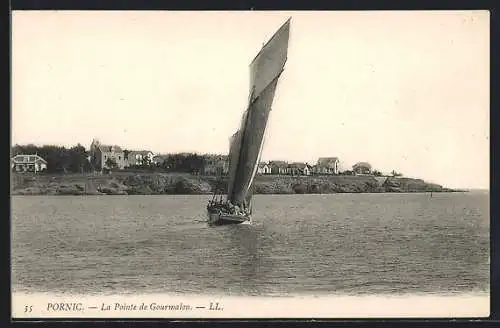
[10,172,462,196]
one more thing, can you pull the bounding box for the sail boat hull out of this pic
[207,211,251,226]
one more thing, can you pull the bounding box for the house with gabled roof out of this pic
[203,154,229,176]
[287,162,312,176]
[314,157,340,175]
[257,162,271,175]
[11,154,47,173]
[268,160,288,175]
[90,138,126,170]
[353,162,372,175]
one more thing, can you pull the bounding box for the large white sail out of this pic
[226,18,290,207]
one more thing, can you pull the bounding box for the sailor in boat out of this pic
[207,197,224,213]
[208,198,248,217]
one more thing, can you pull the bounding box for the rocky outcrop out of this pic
[120,173,212,195]
[11,172,456,196]
[383,177,445,192]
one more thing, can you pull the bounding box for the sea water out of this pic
[11,192,489,297]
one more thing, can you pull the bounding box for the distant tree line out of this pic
[115,152,206,174]
[11,144,91,173]
[12,144,208,175]
[158,153,206,175]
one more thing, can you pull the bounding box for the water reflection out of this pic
[224,224,263,295]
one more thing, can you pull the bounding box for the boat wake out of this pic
[205,217,254,227]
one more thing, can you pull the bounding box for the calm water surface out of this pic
[11,192,489,296]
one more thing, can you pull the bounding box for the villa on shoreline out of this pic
[11,139,402,178]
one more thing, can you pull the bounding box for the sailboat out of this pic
[206,18,291,226]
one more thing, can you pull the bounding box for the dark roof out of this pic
[288,162,308,169]
[98,145,123,153]
[317,157,339,167]
[269,160,288,168]
[11,154,47,164]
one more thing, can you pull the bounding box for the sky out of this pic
[12,11,489,189]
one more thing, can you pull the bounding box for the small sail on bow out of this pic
[226,18,291,212]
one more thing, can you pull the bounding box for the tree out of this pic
[373,170,383,177]
[186,153,205,175]
[11,144,39,156]
[105,157,118,169]
[160,152,206,174]
[141,154,152,167]
[68,144,91,173]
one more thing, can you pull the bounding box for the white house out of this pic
[314,157,340,175]
[257,162,272,175]
[287,162,312,176]
[11,154,48,173]
[125,150,155,167]
[268,161,288,175]
[203,155,229,176]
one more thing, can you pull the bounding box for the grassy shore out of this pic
[10,171,460,196]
